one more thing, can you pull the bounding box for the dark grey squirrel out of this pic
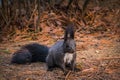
[46,23,76,73]
[11,43,49,64]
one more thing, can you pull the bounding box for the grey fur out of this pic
[11,43,49,64]
[11,48,32,64]
[46,24,76,73]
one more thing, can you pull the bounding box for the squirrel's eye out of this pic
[66,45,69,48]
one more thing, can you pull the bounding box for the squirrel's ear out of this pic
[64,23,75,41]
[64,30,68,42]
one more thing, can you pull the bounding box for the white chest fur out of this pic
[64,53,73,64]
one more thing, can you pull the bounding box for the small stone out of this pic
[116,39,120,42]
[95,50,99,53]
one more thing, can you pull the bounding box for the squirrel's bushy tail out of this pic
[11,43,49,64]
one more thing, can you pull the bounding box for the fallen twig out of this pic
[97,57,120,60]
[65,71,71,80]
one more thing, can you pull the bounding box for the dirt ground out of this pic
[0,31,120,80]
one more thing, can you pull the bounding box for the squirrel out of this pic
[11,43,49,64]
[46,23,76,74]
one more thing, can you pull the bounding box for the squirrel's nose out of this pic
[68,48,74,53]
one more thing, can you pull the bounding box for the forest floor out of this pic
[0,30,120,80]
[0,0,120,80]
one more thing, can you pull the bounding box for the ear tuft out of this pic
[64,23,75,41]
